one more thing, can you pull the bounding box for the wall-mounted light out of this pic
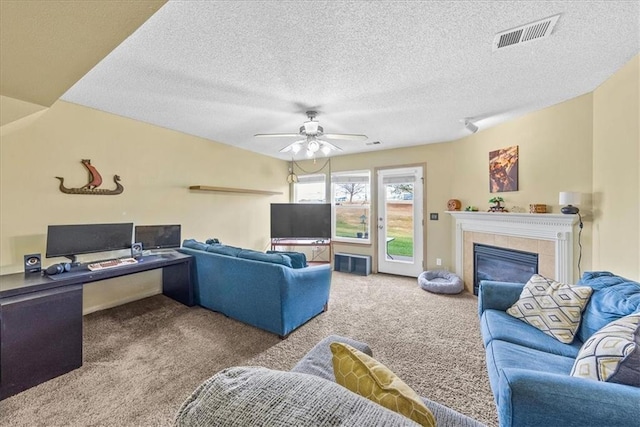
[463,119,479,134]
[559,191,581,214]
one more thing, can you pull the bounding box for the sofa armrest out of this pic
[291,335,372,381]
[498,368,640,427]
[478,281,524,317]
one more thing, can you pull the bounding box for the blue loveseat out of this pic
[179,240,332,338]
[478,271,640,427]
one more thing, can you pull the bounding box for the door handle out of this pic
[378,225,383,229]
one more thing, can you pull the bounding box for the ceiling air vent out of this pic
[493,14,560,51]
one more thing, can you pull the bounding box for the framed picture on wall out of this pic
[489,145,518,193]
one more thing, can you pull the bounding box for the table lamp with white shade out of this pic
[559,191,581,214]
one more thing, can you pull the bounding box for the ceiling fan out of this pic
[254,111,367,157]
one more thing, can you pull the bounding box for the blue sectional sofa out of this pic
[179,240,332,338]
[478,271,640,427]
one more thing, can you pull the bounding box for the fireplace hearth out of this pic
[473,244,538,295]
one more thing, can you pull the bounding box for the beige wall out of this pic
[449,93,595,280]
[313,94,595,277]
[592,55,639,279]
[1,100,288,312]
[294,141,454,272]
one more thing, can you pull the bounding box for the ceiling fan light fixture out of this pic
[304,120,319,135]
[307,139,320,153]
[256,110,366,158]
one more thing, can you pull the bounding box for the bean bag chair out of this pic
[418,270,464,294]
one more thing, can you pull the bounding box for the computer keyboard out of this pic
[87,257,138,271]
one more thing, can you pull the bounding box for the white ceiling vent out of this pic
[493,14,560,51]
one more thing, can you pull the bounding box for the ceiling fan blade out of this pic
[254,133,301,138]
[319,140,343,151]
[323,133,368,141]
[279,139,305,153]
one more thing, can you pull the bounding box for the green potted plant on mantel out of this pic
[488,196,507,212]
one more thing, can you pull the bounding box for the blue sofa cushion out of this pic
[206,244,243,257]
[485,339,575,407]
[481,309,582,358]
[182,239,210,251]
[267,250,307,268]
[577,271,640,343]
[237,249,292,268]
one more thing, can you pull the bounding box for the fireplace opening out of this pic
[473,244,538,295]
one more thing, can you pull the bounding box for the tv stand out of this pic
[270,238,331,264]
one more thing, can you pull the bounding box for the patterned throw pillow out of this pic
[330,342,436,427]
[570,313,640,386]
[506,274,593,343]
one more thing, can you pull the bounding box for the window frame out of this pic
[293,174,327,203]
[331,170,372,244]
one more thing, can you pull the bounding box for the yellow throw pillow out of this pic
[330,342,436,427]
[506,274,593,343]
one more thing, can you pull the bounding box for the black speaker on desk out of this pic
[131,242,143,258]
[24,253,42,274]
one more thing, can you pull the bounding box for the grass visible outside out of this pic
[335,205,370,238]
[335,202,414,258]
[386,203,413,257]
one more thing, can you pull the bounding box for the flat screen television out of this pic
[46,222,134,262]
[134,224,181,250]
[270,203,331,239]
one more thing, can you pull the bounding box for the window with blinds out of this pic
[293,174,326,203]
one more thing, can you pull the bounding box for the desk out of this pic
[0,252,193,400]
[270,238,331,264]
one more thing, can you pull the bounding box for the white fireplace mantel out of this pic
[447,211,579,284]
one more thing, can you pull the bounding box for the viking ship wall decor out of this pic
[56,159,124,195]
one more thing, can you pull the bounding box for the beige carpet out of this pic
[0,272,498,426]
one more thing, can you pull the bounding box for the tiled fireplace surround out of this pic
[447,211,579,294]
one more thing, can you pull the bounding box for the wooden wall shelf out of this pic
[189,185,283,195]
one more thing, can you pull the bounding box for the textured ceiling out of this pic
[60,1,639,160]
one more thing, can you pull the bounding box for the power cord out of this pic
[577,213,583,279]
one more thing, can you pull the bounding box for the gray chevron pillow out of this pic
[507,274,593,343]
[571,313,640,386]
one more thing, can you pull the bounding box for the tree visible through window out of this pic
[332,171,371,242]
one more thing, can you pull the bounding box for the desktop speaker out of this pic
[24,253,42,274]
[131,242,143,258]
[45,262,71,275]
